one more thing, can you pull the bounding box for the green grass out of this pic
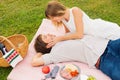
[0,0,120,80]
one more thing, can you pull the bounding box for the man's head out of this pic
[34,34,56,54]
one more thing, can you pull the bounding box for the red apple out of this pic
[42,66,50,74]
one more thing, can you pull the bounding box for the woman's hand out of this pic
[46,37,61,48]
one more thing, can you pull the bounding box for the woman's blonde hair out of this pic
[45,1,67,26]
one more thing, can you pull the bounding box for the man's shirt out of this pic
[42,35,109,67]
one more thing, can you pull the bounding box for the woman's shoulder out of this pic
[71,7,82,11]
[71,7,83,16]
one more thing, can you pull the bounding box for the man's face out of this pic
[41,34,56,43]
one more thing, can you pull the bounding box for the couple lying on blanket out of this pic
[31,1,120,80]
[31,20,120,80]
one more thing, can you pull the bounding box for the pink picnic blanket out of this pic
[7,19,111,80]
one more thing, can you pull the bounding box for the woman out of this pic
[45,1,120,48]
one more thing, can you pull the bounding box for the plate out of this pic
[60,64,80,80]
[80,74,88,80]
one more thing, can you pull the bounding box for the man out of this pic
[32,34,120,80]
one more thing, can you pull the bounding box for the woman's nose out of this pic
[52,17,56,21]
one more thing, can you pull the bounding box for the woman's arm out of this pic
[72,7,84,38]
[46,7,84,48]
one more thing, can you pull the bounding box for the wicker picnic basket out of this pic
[0,34,28,67]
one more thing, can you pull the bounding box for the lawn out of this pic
[0,0,120,80]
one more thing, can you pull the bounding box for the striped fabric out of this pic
[3,49,23,67]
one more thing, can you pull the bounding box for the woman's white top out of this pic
[62,9,120,40]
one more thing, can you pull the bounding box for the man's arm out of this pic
[31,53,44,67]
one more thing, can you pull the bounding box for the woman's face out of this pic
[49,16,64,22]
[41,34,56,43]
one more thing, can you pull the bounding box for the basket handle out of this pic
[0,36,6,42]
[0,36,16,50]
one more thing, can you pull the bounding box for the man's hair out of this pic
[34,34,52,54]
